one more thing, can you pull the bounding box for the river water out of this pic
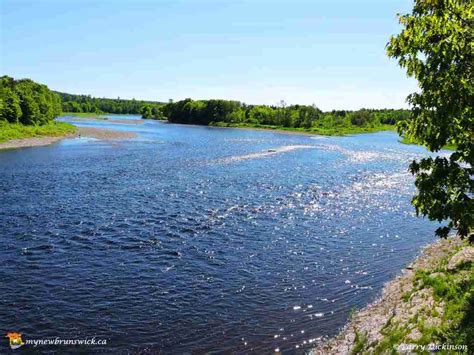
[0,115,441,353]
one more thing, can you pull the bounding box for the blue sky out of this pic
[1,0,417,110]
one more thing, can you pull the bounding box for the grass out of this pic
[209,121,396,136]
[0,121,77,143]
[369,241,473,354]
[351,331,368,354]
[400,136,457,151]
[417,264,474,350]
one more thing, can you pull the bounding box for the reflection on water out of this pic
[216,145,316,163]
[0,116,441,353]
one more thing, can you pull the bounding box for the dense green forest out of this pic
[56,91,409,131]
[0,75,62,124]
[162,98,410,133]
[58,91,165,119]
[1,75,410,140]
[0,76,75,142]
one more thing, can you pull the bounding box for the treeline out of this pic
[163,98,410,129]
[0,75,410,130]
[57,92,165,119]
[0,75,62,125]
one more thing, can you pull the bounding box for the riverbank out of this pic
[0,121,77,144]
[399,136,457,151]
[64,116,145,125]
[61,112,146,125]
[0,125,137,150]
[311,237,473,354]
[60,113,397,136]
[209,122,395,136]
[61,112,106,118]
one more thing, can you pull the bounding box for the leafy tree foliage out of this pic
[163,98,408,130]
[350,109,377,126]
[374,109,411,125]
[387,0,473,240]
[57,91,164,118]
[151,106,165,119]
[1,87,22,123]
[0,76,61,125]
[141,105,153,119]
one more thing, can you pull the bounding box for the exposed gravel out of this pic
[310,237,466,354]
[0,127,137,150]
[75,127,137,139]
[0,136,71,150]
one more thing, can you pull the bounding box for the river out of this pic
[0,115,441,353]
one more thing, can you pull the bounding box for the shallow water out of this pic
[0,116,441,353]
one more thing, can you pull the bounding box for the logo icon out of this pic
[5,332,25,350]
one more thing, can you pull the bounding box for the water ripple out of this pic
[0,122,439,353]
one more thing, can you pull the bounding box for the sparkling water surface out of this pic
[0,115,441,353]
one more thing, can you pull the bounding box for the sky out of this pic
[1,0,417,110]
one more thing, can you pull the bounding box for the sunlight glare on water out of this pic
[0,116,441,353]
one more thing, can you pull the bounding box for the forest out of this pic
[58,91,165,119]
[51,90,411,132]
[1,76,409,136]
[0,75,62,125]
[0,75,77,142]
[162,98,410,132]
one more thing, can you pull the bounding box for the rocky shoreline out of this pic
[311,237,473,354]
